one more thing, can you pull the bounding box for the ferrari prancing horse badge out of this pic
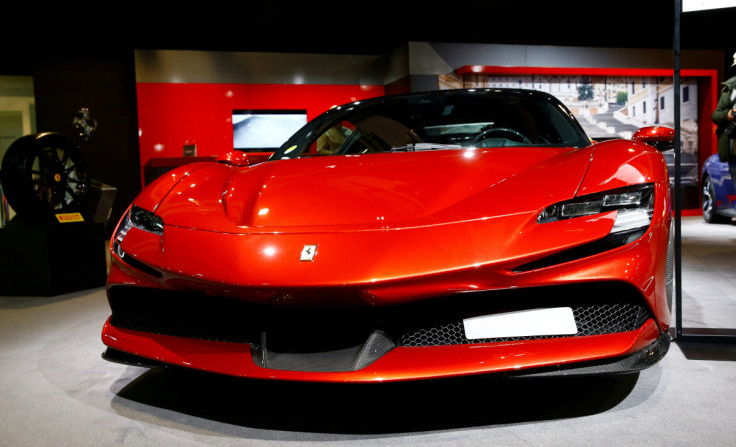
[300,245,318,261]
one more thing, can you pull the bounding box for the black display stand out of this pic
[0,217,107,296]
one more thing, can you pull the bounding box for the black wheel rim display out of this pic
[0,132,89,218]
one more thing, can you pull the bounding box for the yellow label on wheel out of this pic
[55,212,84,223]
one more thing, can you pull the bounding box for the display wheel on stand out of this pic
[0,132,89,219]
[0,132,105,296]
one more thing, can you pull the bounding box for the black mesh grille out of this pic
[398,301,652,347]
[107,281,654,369]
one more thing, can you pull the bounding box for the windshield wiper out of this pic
[390,143,463,152]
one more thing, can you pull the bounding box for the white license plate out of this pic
[463,307,577,339]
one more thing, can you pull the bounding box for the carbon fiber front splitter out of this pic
[101,330,670,380]
[497,331,670,378]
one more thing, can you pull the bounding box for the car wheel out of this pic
[0,132,89,218]
[702,175,731,224]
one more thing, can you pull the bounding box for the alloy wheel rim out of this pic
[702,178,714,220]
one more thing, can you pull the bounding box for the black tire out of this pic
[702,175,731,224]
[0,132,89,217]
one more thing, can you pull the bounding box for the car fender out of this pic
[132,162,213,212]
[577,140,669,196]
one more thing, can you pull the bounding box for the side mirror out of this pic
[632,126,675,151]
[216,151,250,167]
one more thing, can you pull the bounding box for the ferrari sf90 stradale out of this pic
[102,89,674,382]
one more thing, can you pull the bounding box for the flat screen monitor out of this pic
[233,109,308,151]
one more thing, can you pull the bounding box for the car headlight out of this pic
[513,184,656,273]
[112,206,165,278]
[128,206,164,234]
[538,184,654,239]
[114,206,164,253]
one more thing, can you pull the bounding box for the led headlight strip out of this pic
[515,184,655,272]
[113,206,164,278]
[538,183,654,234]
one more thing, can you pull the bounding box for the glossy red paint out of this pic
[216,150,251,167]
[577,140,668,196]
[103,90,674,382]
[151,147,596,232]
[104,149,671,379]
[632,126,676,144]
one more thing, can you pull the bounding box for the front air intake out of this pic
[107,281,654,372]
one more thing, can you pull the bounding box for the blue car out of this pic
[702,154,735,223]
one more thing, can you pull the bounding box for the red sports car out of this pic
[101,89,674,382]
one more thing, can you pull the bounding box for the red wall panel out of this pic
[136,83,385,169]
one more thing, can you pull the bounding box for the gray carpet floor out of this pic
[681,216,736,328]
[1,215,735,446]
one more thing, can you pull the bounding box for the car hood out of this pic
[152,147,594,233]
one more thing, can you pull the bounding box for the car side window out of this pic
[302,121,355,156]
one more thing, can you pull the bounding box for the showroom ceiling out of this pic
[3,1,734,74]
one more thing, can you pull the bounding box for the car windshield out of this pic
[271,89,591,159]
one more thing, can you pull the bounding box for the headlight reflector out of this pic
[611,208,651,234]
[114,206,164,257]
[560,200,602,218]
[129,206,164,235]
